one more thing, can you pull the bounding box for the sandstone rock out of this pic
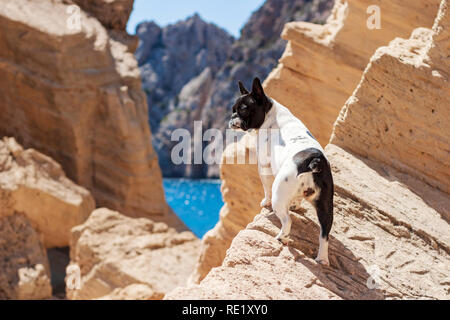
[264,0,441,146]
[97,284,155,300]
[331,0,450,194]
[0,0,179,227]
[72,0,134,30]
[0,213,52,299]
[0,137,95,247]
[166,145,450,300]
[187,0,449,293]
[67,208,201,300]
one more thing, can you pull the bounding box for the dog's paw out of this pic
[315,257,330,266]
[275,233,291,246]
[260,198,272,208]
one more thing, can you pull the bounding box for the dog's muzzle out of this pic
[229,116,247,130]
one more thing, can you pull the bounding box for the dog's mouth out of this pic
[229,118,247,131]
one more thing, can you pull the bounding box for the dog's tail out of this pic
[293,148,326,177]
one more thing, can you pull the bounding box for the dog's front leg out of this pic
[258,163,274,208]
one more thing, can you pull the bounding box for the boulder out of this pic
[0,137,95,247]
[0,0,179,227]
[0,213,52,300]
[67,208,201,300]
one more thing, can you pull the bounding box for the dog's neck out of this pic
[259,98,278,130]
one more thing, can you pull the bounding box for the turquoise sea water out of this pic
[163,179,223,238]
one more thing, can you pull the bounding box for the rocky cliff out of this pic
[0,0,183,227]
[137,0,334,178]
[135,14,234,177]
[182,0,450,296]
[264,0,441,145]
[0,0,202,300]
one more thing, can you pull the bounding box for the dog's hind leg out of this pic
[313,200,333,265]
[309,171,333,266]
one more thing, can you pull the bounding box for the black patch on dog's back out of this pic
[293,148,334,239]
[293,148,327,175]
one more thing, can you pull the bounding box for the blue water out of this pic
[163,179,223,238]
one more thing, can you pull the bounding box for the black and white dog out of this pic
[229,77,334,266]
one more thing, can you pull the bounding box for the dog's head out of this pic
[229,77,272,131]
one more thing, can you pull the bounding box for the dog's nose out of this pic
[229,119,240,129]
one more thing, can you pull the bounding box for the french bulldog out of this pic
[229,78,334,265]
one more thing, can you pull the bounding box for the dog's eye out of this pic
[239,105,249,115]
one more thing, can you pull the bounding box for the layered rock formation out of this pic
[73,0,134,30]
[264,0,441,145]
[137,0,334,177]
[184,0,450,295]
[0,213,52,299]
[0,0,180,226]
[67,208,201,300]
[168,143,450,299]
[331,9,450,194]
[0,137,95,248]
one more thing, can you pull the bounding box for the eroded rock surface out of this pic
[72,0,134,30]
[0,137,95,247]
[264,0,441,145]
[0,0,179,226]
[0,213,52,300]
[331,1,450,194]
[166,145,450,299]
[67,208,201,300]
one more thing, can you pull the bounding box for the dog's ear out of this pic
[238,81,249,95]
[251,77,265,101]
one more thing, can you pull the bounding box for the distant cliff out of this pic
[136,0,333,178]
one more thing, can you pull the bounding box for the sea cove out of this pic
[163,178,223,237]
